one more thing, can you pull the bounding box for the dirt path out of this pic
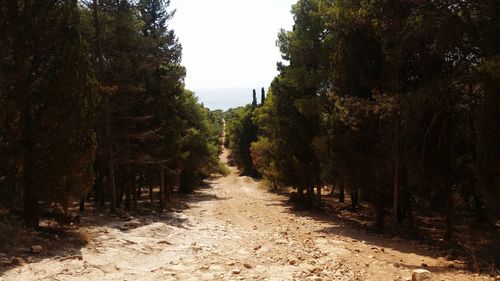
[1,148,494,281]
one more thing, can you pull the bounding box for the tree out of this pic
[252,89,258,108]
[1,0,98,226]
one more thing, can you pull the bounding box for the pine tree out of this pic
[1,0,98,226]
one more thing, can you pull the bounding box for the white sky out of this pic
[169,0,296,105]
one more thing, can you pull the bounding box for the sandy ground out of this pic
[1,149,495,281]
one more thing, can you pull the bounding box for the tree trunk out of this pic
[99,176,105,208]
[165,173,171,203]
[123,122,132,210]
[132,180,138,208]
[394,113,401,222]
[124,167,132,210]
[79,199,85,212]
[445,180,453,240]
[116,174,123,208]
[297,186,304,202]
[351,189,358,211]
[339,181,345,203]
[7,0,39,228]
[375,203,385,228]
[136,178,141,203]
[105,101,117,214]
[406,192,414,231]
[159,169,165,210]
[21,110,38,227]
[22,158,38,228]
[94,167,104,208]
[316,185,321,207]
[329,183,335,196]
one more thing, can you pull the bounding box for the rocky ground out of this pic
[0,149,496,281]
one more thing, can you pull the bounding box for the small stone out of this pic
[200,265,209,270]
[289,259,297,265]
[31,245,43,254]
[227,261,235,266]
[412,269,432,281]
[243,263,252,269]
[232,268,241,274]
[421,263,428,267]
[253,245,262,251]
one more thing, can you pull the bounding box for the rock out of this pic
[200,265,209,270]
[118,226,129,231]
[412,269,432,281]
[289,259,297,265]
[243,263,252,269]
[421,263,428,267]
[232,268,241,274]
[226,261,235,266]
[253,245,262,251]
[31,245,43,254]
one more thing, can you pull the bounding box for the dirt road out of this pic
[1,149,493,281]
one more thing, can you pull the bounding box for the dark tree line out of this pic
[224,88,265,176]
[0,0,223,227]
[230,0,499,241]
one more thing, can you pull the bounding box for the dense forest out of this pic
[225,0,499,254]
[0,0,224,227]
[0,0,499,278]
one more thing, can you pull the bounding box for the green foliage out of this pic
[0,0,222,224]
[224,104,258,176]
[238,0,500,232]
[0,1,99,224]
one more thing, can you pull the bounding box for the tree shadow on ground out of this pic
[0,177,227,275]
[264,190,498,275]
